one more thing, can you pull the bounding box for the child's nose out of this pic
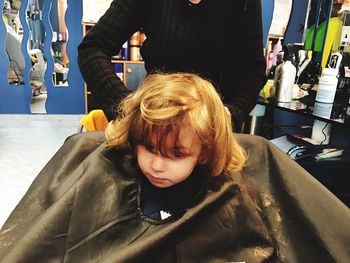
[150,154,166,172]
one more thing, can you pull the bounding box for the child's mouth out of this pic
[149,175,167,185]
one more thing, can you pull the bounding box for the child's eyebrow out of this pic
[173,145,193,154]
[174,145,188,150]
[141,136,194,154]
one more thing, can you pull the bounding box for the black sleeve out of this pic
[78,0,147,120]
[223,0,267,130]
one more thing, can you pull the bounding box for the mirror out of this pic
[50,0,69,87]
[288,0,334,84]
[27,0,70,113]
[2,0,48,113]
[1,0,85,114]
[26,0,47,113]
[265,0,335,83]
[1,0,70,114]
[3,0,25,85]
[304,0,333,52]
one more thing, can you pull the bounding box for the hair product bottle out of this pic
[271,38,282,67]
[315,68,339,103]
[129,31,141,61]
[274,46,297,102]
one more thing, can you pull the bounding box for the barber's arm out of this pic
[78,0,147,120]
[223,0,267,131]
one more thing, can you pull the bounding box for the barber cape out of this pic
[1,132,349,262]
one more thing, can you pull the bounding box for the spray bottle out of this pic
[274,45,297,102]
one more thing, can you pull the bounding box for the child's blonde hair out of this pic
[105,72,246,176]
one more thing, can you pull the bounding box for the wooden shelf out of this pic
[82,22,96,26]
[82,22,95,36]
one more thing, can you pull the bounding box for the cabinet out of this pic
[82,23,146,113]
[112,60,146,91]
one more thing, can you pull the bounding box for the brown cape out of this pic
[1,132,349,262]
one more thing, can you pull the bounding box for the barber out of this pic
[78,0,267,131]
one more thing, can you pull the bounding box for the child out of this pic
[104,72,246,221]
[1,73,350,262]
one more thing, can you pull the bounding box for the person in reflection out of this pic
[78,0,267,131]
[1,73,350,262]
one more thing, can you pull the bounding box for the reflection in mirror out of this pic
[1,0,85,114]
[294,0,333,84]
[3,0,25,85]
[304,0,318,51]
[51,0,69,87]
[27,0,47,113]
[304,0,332,52]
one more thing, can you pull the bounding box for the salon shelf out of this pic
[111,60,146,91]
[257,96,350,128]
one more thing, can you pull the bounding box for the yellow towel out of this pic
[80,110,109,132]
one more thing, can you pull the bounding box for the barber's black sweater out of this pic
[78,0,267,130]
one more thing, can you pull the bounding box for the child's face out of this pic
[136,127,201,188]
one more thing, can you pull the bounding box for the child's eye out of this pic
[144,143,157,154]
[171,151,185,159]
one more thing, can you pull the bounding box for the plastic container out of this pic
[315,68,339,103]
[328,52,342,69]
[274,60,296,102]
[271,39,282,66]
[130,46,141,61]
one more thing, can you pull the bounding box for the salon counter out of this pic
[255,97,350,207]
[257,96,350,128]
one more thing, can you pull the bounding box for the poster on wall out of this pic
[268,0,293,37]
[82,0,113,23]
